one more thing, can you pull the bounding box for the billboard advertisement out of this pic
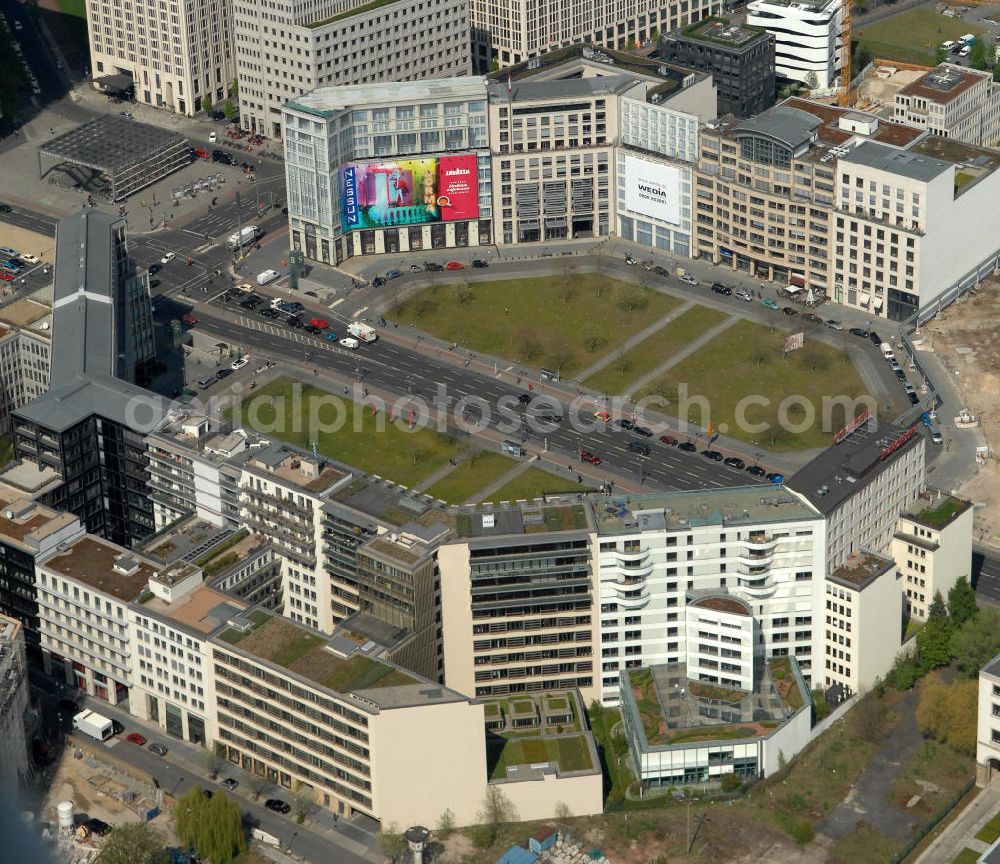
[623,154,681,226]
[340,154,479,230]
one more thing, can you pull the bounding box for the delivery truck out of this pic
[73,709,114,741]
[226,226,260,250]
[347,322,377,343]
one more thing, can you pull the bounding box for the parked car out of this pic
[19,252,39,264]
[701,450,723,461]
[472,259,489,268]
[782,306,798,316]
[208,131,217,143]
[192,148,210,160]
[371,276,386,288]
[907,392,920,405]
[446,261,465,270]
[634,426,653,437]
[127,733,147,746]
[761,298,780,310]
[659,435,678,446]
[160,252,175,264]
[627,441,651,456]
[679,273,698,286]
[724,457,746,469]
[931,429,943,444]
[181,313,198,325]
[802,313,822,324]
[231,357,249,371]
[580,451,602,465]
[677,441,697,453]
[265,799,291,814]
[409,264,423,273]
[212,150,236,165]
[147,263,161,275]
[339,337,360,349]
[386,270,403,280]
[149,742,168,757]
[746,465,767,478]
[0,272,13,282]
[736,289,754,302]
[849,327,868,338]
[425,262,444,272]
[221,778,239,791]
[825,319,843,330]
[625,254,637,265]
[216,369,233,379]
[711,283,732,295]
[613,418,635,431]
[869,330,882,345]
[766,472,785,483]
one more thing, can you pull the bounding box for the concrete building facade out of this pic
[892,64,1000,148]
[746,0,843,88]
[0,614,31,791]
[234,0,471,139]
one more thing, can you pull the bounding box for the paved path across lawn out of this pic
[573,299,695,383]
[622,316,740,400]
[412,453,466,493]
[471,457,536,504]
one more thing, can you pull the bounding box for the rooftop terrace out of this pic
[828,552,894,589]
[902,491,971,531]
[140,584,246,636]
[454,501,590,539]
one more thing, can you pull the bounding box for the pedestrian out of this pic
[504,306,509,315]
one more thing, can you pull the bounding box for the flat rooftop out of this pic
[141,516,235,564]
[286,77,487,117]
[0,499,76,549]
[901,491,972,531]
[0,298,52,331]
[842,140,951,182]
[828,552,894,590]
[240,444,347,494]
[140,584,246,636]
[487,75,637,105]
[216,611,462,706]
[782,97,925,149]
[592,486,819,534]
[329,476,456,532]
[0,460,63,496]
[679,17,768,46]
[899,64,985,106]
[41,535,158,602]
[454,501,591,539]
[787,419,923,515]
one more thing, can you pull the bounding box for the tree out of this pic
[851,690,885,744]
[804,71,819,90]
[201,94,213,113]
[994,60,1000,83]
[935,46,947,65]
[917,676,978,754]
[97,822,170,864]
[518,329,544,361]
[952,606,1000,677]
[454,284,474,304]
[376,823,408,862]
[650,28,660,43]
[223,98,238,121]
[230,78,239,97]
[293,788,315,824]
[917,591,953,670]
[475,786,518,847]
[888,652,922,690]
[200,742,224,778]
[948,575,978,627]
[436,808,455,840]
[719,772,742,793]
[617,284,645,313]
[176,786,245,864]
[583,332,606,353]
[249,775,266,801]
[971,37,989,71]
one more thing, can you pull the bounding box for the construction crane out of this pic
[838,0,852,107]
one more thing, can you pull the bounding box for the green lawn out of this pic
[391,273,682,377]
[636,319,870,451]
[856,9,985,65]
[582,305,729,395]
[234,376,465,488]
[953,849,984,864]
[976,810,1000,844]
[424,451,517,503]
[484,466,595,503]
[488,735,592,779]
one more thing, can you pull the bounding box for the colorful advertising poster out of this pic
[623,154,681,226]
[340,155,479,230]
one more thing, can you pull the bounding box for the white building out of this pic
[746,0,843,88]
[891,491,973,621]
[234,0,471,139]
[469,0,722,69]
[283,79,491,265]
[977,654,1000,786]
[831,137,1000,320]
[86,0,234,115]
[823,552,901,697]
[893,64,1000,148]
[592,488,826,705]
[0,614,30,791]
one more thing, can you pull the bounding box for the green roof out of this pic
[305,0,400,28]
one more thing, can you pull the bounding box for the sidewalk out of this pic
[915,782,1000,864]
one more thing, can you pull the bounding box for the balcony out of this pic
[604,584,650,610]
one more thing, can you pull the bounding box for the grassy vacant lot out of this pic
[890,741,973,820]
[638,319,869,451]
[424,451,516,504]
[234,376,464,488]
[484,466,595,503]
[392,273,681,377]
[856,9,984,66]
[582,305,729,395]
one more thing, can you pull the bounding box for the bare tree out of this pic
[616,350,632,378]
[519,329,544,361]
[584,332,606,353]
[376,823,408,863]
[618,284,645,313]
[455,283,474,305]
[560,261,576,304]
[550,341,576,373]
[249,775,266,801]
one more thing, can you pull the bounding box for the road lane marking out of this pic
[353,306,368,318]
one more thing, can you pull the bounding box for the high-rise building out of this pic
[234,0,471,139]
[746,0,843,88]
[85,0,234,115]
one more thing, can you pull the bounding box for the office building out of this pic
[0,313,51,435]
[891,491,973,621]
[746,0,843,88]
[693,98,921,291]
[10,211,163,548]
[234,0,471,139]
[661,18,776,119]
[0,614,30,791]
[892,64,1000,148]
[977,653,1000,786]
[823,552,901,697]
[468,0,721,70]
[788,418,925,570]
[283,79,491,265]
[85,0,234,115]
[830,137,1000,320]
[591,488,826,704]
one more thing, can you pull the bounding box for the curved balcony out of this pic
[603,585,650,610]
[613,547,651,564]
[612,559,655,579]
[734,577,778,599]
[743,534,778,551]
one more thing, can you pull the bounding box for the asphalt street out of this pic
[973,546,1000,607]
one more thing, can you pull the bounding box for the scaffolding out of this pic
[37,115,192,203]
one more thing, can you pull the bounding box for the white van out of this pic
[941,40,956,50]
[256,269,280,286]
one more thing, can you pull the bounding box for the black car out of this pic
[711,283,732,295]
[895,368,907,381]
[849,327,868,338]
[517,393,532,405]
[208,109,226,121]
[653,265,670,277]
[86,819,112,837]
[304,324,322,334]
[240,299,259,310]
[701,450,724,461]
[212,150,237,165]
[265,799,291,814]
[149,279,161,290]
[148,263,161,275]
[111,720,125,735]
[472,259,489,268]
[724,457,746,469]
[627,441,651,456]
[216,369,233,379]
[0,203,11,213]
[372,276,386,288]
[536,413,563,424]
[633,426,653,437]
[287,316,303,328]
[425,262,444,272]
[746,465,767,478]
[677,441,697,453]
[869,330,882,345]
[782,307,798,316]
[260,308,280,318]
[613,418,635,431]
[907,392,920,405]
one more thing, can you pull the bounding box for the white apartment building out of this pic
[977,653,1000,786]
[831,138,1000,320]
[746,0,843,88]
[37,535,158,705]
[86,0,234,115]
[891,491,973,621]
[469,0,722,69]
[823,553,901,697]
[0,614,30,791]
[234,0,471,139]
[788,420,925,568]
[283,79,491,264]
[893,64,1000,148]
[592,488,826,705]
